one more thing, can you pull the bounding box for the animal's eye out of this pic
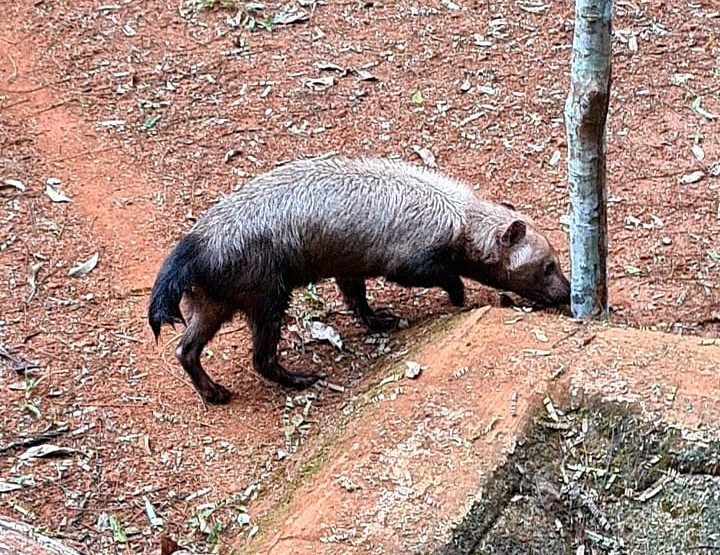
[544,261,556,276]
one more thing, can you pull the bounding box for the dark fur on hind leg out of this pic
[336,278,399,332]
[247,290,325,389]
[175,294,234,404]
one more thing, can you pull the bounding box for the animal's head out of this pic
[465,202,570,306]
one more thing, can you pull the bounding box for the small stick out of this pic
[551,327,581,349]
[0,84,47,94]
[0,424,70,455]
[29,98,70,116]
[0,346,40,373]
[217,326,246,337]
[6,52,18,80]
[46,145,115,164]
[1,97,30,110]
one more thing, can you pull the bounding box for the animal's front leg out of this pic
[336,278,399,332]
[389,248,466,307]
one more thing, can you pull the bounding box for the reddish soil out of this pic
[0,1,718,554]
[247,308,720,554]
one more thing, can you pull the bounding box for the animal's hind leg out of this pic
[176,297,234,404]
[247,289,324,389]
[336,278,399,332]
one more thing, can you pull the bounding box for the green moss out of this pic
[462,396,720,555]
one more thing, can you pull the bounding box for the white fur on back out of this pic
[357,157,475,201]
[195,156,483,272]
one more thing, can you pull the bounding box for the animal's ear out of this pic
[499,200,516,211]
[500,220,527,247]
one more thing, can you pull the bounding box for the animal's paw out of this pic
[202,383,233,405]
[459,302,480,313]
[284,370,325,390]
[262,363,325,390]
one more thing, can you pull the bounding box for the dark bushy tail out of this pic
[148,234,204,341]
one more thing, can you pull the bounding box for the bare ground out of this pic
[0,1,718,554]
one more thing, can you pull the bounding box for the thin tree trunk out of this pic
[565,0,613,319]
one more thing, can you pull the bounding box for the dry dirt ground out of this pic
[0,0,718,554]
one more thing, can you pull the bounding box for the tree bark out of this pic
[565,0,613,319]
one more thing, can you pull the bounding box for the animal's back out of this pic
[193,157,476,282]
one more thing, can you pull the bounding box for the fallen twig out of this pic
[0,424,70,455]
[0,345,40,373]
[551,328,582,349]
[46,145,115,164]
[68,492,91,530]
[0,97,30,110]
[6,52,18,80]
[0,84,47,94]
[29,98,72,116]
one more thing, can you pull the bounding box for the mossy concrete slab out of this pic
[240,307,720,554]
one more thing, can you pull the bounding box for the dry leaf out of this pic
[353,68,378,82]
[27,262,43,303]
[45,184,72,203]
[0,481,23,493]
[307,321,343,350]
[624,264,643,276]
[2,178,26,192]
[404,360,424,379]
[160,536,180,555]
[68,252,99,277]
[441,0,460,11]
[691,97,718,120]
[304,76,335,91]
[548,150,561,166]
[628,34,638,52]
[144,496,163,528]
[411,145,437,168]
[457,112,484,127]
[273,8,308,25]
[19,444,76,460]
[679,171,704,185]
[139,434,152,456]
[690,144,704,161]
[670,73,693,85]
[316,60,346,74]
[516,1,549,13]
[98,119,127,127]
[523,349,552,356]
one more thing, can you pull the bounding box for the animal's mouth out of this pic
[527,291,571,309]
[499,292,569,310]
